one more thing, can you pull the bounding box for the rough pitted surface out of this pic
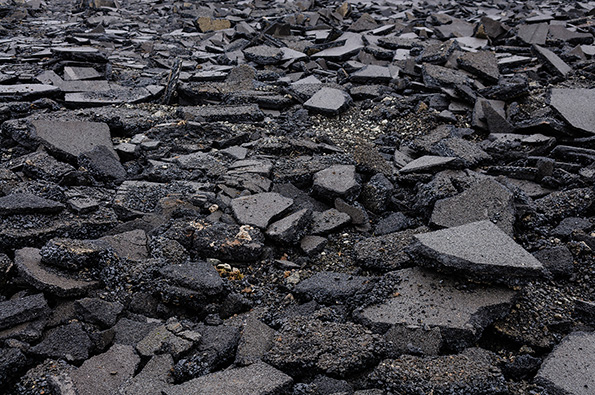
[294,272,376,305]
[231,192,294,229]
[30,322,92,362]
[356,267,515,351]
[312,165,361,202]
[70,344,140,395]
[165,361,293,395]
[0,0,594,393]
[368,348,507,394]
[550,88,595,135]
[430,178,515,235]
[413,220,545,284]
[264,317,382,377]
[354,227,428,271]
[535,331,595,395]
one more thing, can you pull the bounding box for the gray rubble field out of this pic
[0,0,594,394]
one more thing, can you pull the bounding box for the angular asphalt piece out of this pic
[231,192,293,229]
[0,293,49,330]
[550,88,595,135]
[357,267,515,350]
[412,220,544,284]
[430,178,515,235]
[304,88,352,115]
[0,193,64,215]
[71,344,140,395]
[313,164,361,202]
[30,120,116,160]
[535,331,595,395]
[533,45,572,77]
[165,361,293,395]
[398,155,457,174]
[14,248,99,297]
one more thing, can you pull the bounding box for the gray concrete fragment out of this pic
[430,178,515,235]
[310,209,351,235]
[231,192,294,229]
[304,87,352,115]
[30,120,116,161]
[266,208,312,244]
[357,267,515,350]
[313,165,361,202]
[398,155,457,174]
[14,248,99,297]
[0,293,49,330]
[413,220,544,284]
[535,332,595,395]
[550,88,595,134]
[165,361,293,395]
[71,344,140,395]
[0,193,64,215]
[294,272,375,305]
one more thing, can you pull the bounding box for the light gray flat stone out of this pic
[231,192,293,229]
[304,87,352,115]
[164,361,293,395]
[30,119,116,160]
[71,344,140,395]
[398,155,457,174]
[550,88,595,134]
[431,178,515,235]
[313,165,361,202]
[413,220,544,284]
[357,267,515,350]
[535,331,595,395]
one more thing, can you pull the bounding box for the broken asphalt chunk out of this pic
[412,220,545,284]
[303,88,352,115]
[356,267,515,350]
[231,192,293,229]
[550,88,595,135]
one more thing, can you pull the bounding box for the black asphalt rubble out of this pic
[0,0,594,394]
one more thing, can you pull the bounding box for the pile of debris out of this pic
[0,0,594,394]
